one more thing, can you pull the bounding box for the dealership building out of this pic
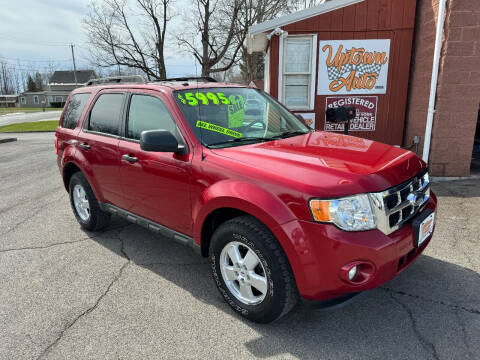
[247,0,480,176]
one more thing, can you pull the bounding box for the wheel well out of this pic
[200,208,248,257]
[63,162,81,191]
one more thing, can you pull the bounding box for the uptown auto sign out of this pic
[317,39,390,95]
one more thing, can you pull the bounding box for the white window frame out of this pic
[33,95,39,104]
[278,34,317,111]
[20,97,26,104]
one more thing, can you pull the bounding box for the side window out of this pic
[62,93,91,130]
[127,94,180,141]
[88,93,124,135]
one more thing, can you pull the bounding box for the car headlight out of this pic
[309,194,376,231]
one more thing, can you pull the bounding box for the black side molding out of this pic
[100,202,201,256]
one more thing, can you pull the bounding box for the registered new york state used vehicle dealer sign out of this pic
[325,96,378,132]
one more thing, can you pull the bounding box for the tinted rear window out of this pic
[88,93,124,135]
[62,93,91,129]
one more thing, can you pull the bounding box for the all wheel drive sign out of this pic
[317,39,390,95]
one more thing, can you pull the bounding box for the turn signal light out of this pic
[309,200,331,222]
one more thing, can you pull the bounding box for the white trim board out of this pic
[277,33,286,102]
[249,0,364,35]
[309,34,318,110]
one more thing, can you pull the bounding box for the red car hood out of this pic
[211,131,426,198]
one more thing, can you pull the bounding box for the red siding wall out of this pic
[269,0,417,145]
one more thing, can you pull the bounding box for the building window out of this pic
[55,96,63,102]
[33,95,39,104]
[281,35,317,110]
[20,97,26,104]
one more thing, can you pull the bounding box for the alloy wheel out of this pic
[219,241,268,305]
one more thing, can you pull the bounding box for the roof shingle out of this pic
[49,70,96,84]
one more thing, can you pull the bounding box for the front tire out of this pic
[210,216,298,323]
[69,172,110,231]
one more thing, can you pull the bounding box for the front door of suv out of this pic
[117,91,192,235]
[76,91,126,207]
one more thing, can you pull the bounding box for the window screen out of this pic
[89,93,124,135]
[283,37,312,109]
[62,93,91,129]
[127,94,179,141]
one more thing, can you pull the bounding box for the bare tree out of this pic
[83,0,172,80]
[291,0,328,11]
[0,61,15,95]
[177,0,249,77]
[237,0,292,83]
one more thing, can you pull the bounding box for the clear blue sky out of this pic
[0,0,197,77]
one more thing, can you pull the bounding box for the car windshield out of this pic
[173,87,311,148]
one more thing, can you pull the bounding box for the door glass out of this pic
[62,93,91,129]
[89,93,124,135]
[127,94,180,141]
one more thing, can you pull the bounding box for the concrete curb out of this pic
[0,137,18,144]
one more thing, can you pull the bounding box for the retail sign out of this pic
[324,96,378,132]
[295,113,315,129]
[317,39,390,95]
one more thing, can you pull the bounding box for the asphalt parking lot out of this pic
[1,132,479,360]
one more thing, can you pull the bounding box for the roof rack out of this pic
[86,75,145,86]
[156,76,217,83]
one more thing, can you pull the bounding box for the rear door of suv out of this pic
[117,89,192,234]
[57,92,92,158]
[76,90,126,207]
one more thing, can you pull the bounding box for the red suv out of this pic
[56,76,437,323]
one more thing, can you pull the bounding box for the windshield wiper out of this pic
[207,131,311,148]
[207,136,272,148]
[271,130,311,139]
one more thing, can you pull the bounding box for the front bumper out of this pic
[277,192,437,301]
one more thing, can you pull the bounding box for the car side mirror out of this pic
[140,130,186,154]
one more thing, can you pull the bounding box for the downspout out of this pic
[422,0,447,162]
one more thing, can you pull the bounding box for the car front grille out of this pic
[370,168,430,235]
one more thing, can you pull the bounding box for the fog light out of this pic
[339,261,375,285]
[348,266,357,280]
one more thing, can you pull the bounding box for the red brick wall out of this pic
[405,0,480,176]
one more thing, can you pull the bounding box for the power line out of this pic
[0,35,71,47]
[0,56,72,63]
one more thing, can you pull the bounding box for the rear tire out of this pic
[210,215,298,323]
[69,172,110,231]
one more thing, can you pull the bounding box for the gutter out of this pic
[422,0,447,162]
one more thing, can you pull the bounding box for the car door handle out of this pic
[79,142,90,150]
[122,154,138,163]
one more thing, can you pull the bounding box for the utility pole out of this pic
[70,44,78,87]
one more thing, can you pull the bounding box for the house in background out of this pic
[19,92,47,108]
[20,70,96,108]
[0,94,19,108]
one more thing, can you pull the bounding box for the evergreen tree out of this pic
[26,75,37,92]
[34,72,43,91]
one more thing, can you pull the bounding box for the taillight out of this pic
[55,134,59,155]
